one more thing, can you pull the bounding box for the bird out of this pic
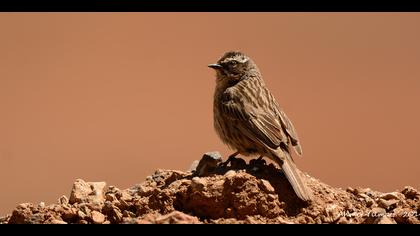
[208,51,313,202]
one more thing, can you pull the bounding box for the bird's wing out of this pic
[220,100,288,150]
[274,104,303,155]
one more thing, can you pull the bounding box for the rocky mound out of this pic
[1,152,419,224]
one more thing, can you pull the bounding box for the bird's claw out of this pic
[220,155,236,167]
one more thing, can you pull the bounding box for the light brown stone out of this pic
[69,179,106,204]
[91,210,105,224]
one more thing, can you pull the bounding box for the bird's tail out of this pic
[273,150,313,202]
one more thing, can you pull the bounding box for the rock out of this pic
[191,177,206,190]
[120,191,133,202]
[61,207,78,222]
[336,217,349,224]
[213,179,225,188]
[259,179,275,194]
[0,215,10,224]
[244,216,262,224]
[85,202,103,212]
[374,216,396,224]
[363,207,387,224]
[107,185,121,194]
[78,219,89,224]
[377,199,399,210]
[194,151,222,176]
[154,211,201,224]
[401,186,419,199]
[77,210,86,219]
[123,210,136,218]
[356,187,372,195]
[380,192,404,201]
[50,219,68,224]
[358,193,370,199]
[102,201,123,223]
[2,152,420,224]
[393,207,420,224]
[105,193,118,202]
[90,210,105,224]
[346,187,356,194]
[370,207,386,216]
[267,194,277,201]
[17,203,32,209]
[69,179,107,204]
[58,195,69,205]
[223,170,236,178]
[357,193,375,207]
[356,188,379,201]
[277,218,295,224]
[117,199,130,211]
[322,204,341,223]
[8,203,35,224]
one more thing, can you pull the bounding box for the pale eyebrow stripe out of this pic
[222,56,249,64]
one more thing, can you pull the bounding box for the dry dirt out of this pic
[1,152,419,224]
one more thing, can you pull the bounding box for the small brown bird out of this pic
[209,51,312,202]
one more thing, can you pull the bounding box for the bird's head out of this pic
[208,51,258,81]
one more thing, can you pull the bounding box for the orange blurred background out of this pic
[0,13,419,215]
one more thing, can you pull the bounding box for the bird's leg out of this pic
[220,151,240,167]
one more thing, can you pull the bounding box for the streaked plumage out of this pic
[209,51,312,202]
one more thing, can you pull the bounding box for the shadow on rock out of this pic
[2,151,419,224]
[190,151,309,216]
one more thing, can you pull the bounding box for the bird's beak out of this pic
[208,63,222,70]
